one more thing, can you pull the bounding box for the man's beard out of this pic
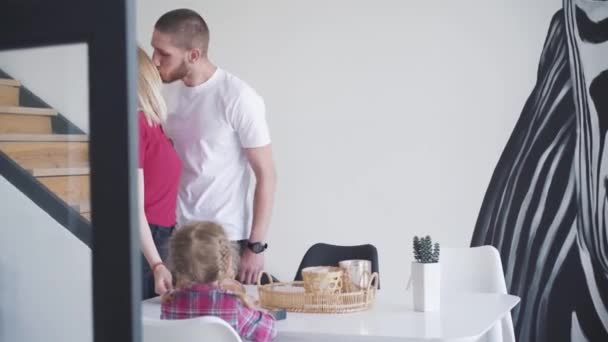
[161,62,188,83]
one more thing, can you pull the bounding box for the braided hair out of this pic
[164,221,254,308]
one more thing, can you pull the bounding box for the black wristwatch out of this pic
[247,241,268,254]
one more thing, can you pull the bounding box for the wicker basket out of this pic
[256,271,379,313]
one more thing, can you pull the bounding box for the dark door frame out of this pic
[0,1,141,342]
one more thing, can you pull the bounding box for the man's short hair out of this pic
[155,9,210,53]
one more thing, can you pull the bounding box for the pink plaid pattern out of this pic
[161,283,277,342]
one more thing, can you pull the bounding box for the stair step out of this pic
[0,80,20,106]
[38,175,90,205]
[0,79,92,223]
[0,113,52,134]
[30,167,90,177]
[0,134,88,142]
[79,202,90,213]
[0,106,57,116]
[0,79,20,87]
[0,141,89,169]
[69,201,91,213]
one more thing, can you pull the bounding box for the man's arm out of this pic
[238,144,277,284]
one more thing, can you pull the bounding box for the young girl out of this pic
[161,221,277,342]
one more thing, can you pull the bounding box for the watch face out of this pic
[249,242,267,253]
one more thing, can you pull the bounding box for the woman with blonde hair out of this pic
[137,46,182,299]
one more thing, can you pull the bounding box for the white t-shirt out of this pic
[163,68,271,240]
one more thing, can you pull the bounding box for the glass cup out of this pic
[338,259,372,293]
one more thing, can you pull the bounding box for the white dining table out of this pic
[142,286,519,342]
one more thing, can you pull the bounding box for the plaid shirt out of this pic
[161,283,277,342]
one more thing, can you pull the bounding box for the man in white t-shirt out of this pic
[151,9,277,284]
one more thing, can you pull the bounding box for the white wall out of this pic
[138,0,562,289]
[0,44,89,132]
[0,176,92,342]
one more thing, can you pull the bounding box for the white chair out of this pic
[441,246,516,342]
[143,316,243,342]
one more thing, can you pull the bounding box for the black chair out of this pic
[259,273,279,285]
[294,243,380,288]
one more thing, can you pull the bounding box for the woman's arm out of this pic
[138,169,172,295]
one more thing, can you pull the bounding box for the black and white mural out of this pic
[471,0,608,341]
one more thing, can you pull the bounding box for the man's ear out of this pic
[187,48,203,63]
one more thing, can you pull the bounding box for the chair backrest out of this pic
[441,245,507,294]
[143,316,242,342]
[294,243,380,288]
[441,246,515,342]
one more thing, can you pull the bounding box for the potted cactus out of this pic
[411,235,440,312]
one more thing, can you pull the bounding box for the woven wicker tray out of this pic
[256,271,379,313]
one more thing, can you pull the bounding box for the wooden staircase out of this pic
[0,78,91,221]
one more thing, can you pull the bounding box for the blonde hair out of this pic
[165,221,254,307]
[137,47,167,126]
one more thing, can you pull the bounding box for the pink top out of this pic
[138,111,181,227]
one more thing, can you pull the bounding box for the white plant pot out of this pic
[411,261,440,312]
